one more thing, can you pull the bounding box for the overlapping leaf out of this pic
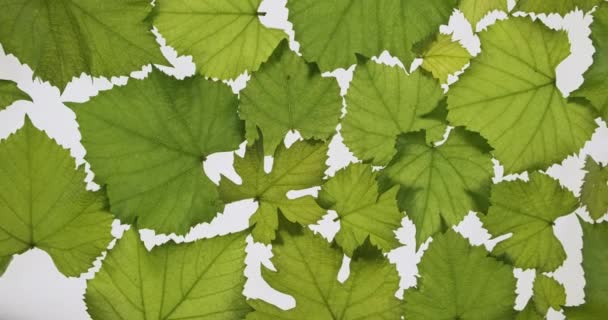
[219,140,327,244]
[0,0,165,90]
[70,70,244,235]
[447,18,596,173]
[86,229,250,319]
[419,34,471,84]
[404,230,516,319]
[581,156,608,220]
[514,0,603,15]
[460,0,508,27]
[154,0,286,80]
[0,80,29,111]
[240,41,342,155]
[0,118,113,277]
[533,274,566,315]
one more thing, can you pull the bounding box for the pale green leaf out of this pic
[383,128,494,247]
[219,140,327,244]
[0,80,30,111]
[247,228,402,319]
[317,163,403,256]
[240,41,342,155]
[516,305,544,320]
[404,230,516,320]
[447,18,596,174]
[564,222,608,319]
[154,0,286,80]
[342,58,446,166]
[581,156,608,220]
[482,172,578,272]
[70,70,244,235]
[0,117,113,277]
[420,34,471,84]
[533,274,566,314]
[86,229,250,319]
[0,0,165,90]
[287,0,458,71]
[515,0,603,15]
[460,0,508,27]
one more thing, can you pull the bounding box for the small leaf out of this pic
[516,304,544,320]
[0,117,113,277]
[404,230,516,319]
[460,0,508,27]
[581,156,608,220]
[0,80,30,111]
[514,0,603,15]
[219,139,328,244]
[318,163,403,255]
[240,41,342,155]
[86,229,250,319]
[247,228,402,319]
[420,34,471,83]
[482,172,578,272]
[533,274,566,315]
[70,70,244,235]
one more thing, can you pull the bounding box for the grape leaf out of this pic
[382,128,494,247]
[514,0,603,15]
[86,229,250,319]
[447,18,596,174]
[573,3,608,121]
[154,0,285,80]
[0,0,165,90]
[404,230,516,320]
[0,80,30,111]
[460,0,508,27]
[219,140,327,244]
[516,305,544,320]
[342,58,446,166]
[482,172,578,272]
[0,117,113,277]
[287,0,458,71]
[247,228,402,319]
[581,157,608,220]
[70,70,244,235]
[240,41,342,155]
[420,34,471,84]
[533,274,566,315]
[0,256,10,277]
[564,222,608,319]
[317,163,402,256]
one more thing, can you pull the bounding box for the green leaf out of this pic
[154,0,285,80]
[447,18,597,174]
[533,274,566,314]
[581,156,608,220]
[70,70,244,235]
[382,128,494,247]
[0,0,165,90]
[0,80,30,111]
[514,0,603,15]
[516,305,544,320]
[460,0,508,27]
[564,222,608,318]
[0,117,113,277]
[317,163,402,256]
[287,0,458,71]
[573,3,608,121]
[404,230,516,320]
[342,58,446,166]
[247,228,402,319]
[86,229,250,319]
[240,41,342,155]
[219,140,328,244]
[420,34,471,84]
[481,172,578,272]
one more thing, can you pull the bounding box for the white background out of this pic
[0,0,607,319]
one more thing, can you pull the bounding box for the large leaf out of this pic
[516,305,544,320]
[532,274,566,315]
[342,58,446,166]
[420,34,471,84]
[287,0,458,71]
[447,18,596,174]
[0,0,164,90]
[0,117,113,277]
[0,80,30,111]
[382,128,494,247]
[404,230,516,320]
[70,70,244,235]
[240,41,342,155]
[564,222,608,319]
[154,0,285,80]
[481,172,578,272]
[86,229,250,319]
[219,140,327,244]
[460,0,508,27]
[581,156,608,220]
[514,0,603,15]
[247,228,402,319]
[573,3,608,121]
[317,163,403,256]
